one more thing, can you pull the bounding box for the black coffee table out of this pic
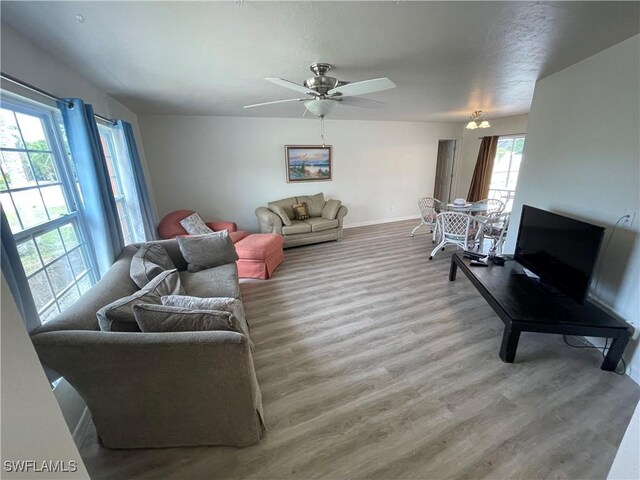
[449,253,632,370]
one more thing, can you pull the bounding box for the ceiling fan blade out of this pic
[338,97,386,109]
[328,77,396,97]
[243,98,306,109]
[266,78,317,96]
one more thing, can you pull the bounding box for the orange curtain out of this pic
[467,136,499,202]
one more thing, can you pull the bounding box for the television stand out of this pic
[449,253,632,370]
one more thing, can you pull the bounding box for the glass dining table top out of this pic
[438,202,488,213]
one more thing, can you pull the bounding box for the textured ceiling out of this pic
[1,1,638,122]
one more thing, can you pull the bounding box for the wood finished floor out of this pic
[79,220,640,480]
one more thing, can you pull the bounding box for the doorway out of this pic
[433,140,457,203]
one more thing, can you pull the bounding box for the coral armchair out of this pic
[157,210,248,243]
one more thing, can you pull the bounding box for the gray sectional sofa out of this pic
[30,239,265,449]
[256,193,348,248]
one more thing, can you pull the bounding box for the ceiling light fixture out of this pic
[304,99,338,118]
[465,110,491,129]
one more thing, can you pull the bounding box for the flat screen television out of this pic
[514,205,605,304]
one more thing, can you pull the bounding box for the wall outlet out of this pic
[632,326,639,341]
[621,211,636,227]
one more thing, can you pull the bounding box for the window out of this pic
[488,136,525,212]
[98,124,145,245]
[0,100,97,322]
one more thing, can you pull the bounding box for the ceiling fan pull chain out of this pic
[320,116,325,147]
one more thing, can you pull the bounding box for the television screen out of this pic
[514,205,605,304]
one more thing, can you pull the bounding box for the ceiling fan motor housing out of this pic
[304,62,339,95]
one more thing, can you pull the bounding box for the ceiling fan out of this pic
[243,63,396,117]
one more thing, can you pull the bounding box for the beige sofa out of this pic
[30,239,265,449]
[255,193,348,248]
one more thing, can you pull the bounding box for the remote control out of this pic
[470,260,488,267]
[463,251,487,259]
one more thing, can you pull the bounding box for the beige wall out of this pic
[505,35,640,384]
[1,276,89,479]
[139,115,462,230]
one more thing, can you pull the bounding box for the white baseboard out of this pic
[344,216,420,229]
[72,407,92,447]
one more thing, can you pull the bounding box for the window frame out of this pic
[488,134,525,210]
[1,94,99,322]
[98,124,136,245]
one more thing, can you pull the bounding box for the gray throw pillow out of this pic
[177,231,239,273]
[179,212,214,235]
[268,204,292,226]
[97,269,185,332]
[161,295,253,348]
[322,199,342,220]
[132,304,244,334]
[130,243,176,289]
[297,193,325,217]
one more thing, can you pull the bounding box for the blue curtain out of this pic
[1,207,40,332]
[59,99,124,277]
[117,120,158,240]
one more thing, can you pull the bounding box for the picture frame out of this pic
[285,145,332,183]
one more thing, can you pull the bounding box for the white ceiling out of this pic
[1,1,638,122]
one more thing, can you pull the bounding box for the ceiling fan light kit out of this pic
[244,63,396,119]
[465,110,491,130]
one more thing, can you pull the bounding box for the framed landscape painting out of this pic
[285,145,332,182]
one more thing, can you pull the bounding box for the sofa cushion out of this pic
[97,269,184,332]
[179,263,240,299]
[305,217,339,232]
[282,220,312,235]
[179,212,214,235]
[130,243,176,289]
[268,197,296,226]
[322,199,342,220]
[296,193,325,217]
[177,231,239,272]
[133,304,243,334]
[161,295,252,348]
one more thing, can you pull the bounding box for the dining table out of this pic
[438,201,489,214]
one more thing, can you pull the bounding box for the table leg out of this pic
[601,336,630,371]
[449,257,458,281]
[499,323,521,363]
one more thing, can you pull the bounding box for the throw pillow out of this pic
[268,204,292,226]
[133,304,243,334]
[292,202,310,221]
[322,199,342,220]
[97,269,184,332]
[297,193,325,217]
[161,295,253,348]
[130,243,176,289]
[179,212,214,235]
[177,231,239,273]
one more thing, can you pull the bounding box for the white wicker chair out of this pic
[480,212,510,255]
[429,212,479,260]
[410,197,442,242]
[475,198,506,215]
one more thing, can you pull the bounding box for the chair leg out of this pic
[429,239,446,260]
[410,221,424,237]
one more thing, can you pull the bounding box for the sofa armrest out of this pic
[206,221,238,233]
[336,205,348,227]
[255,207,282,235]
[32,330,264,448]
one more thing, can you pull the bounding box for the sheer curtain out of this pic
[58,99,124,276]
[467,135,499,202]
